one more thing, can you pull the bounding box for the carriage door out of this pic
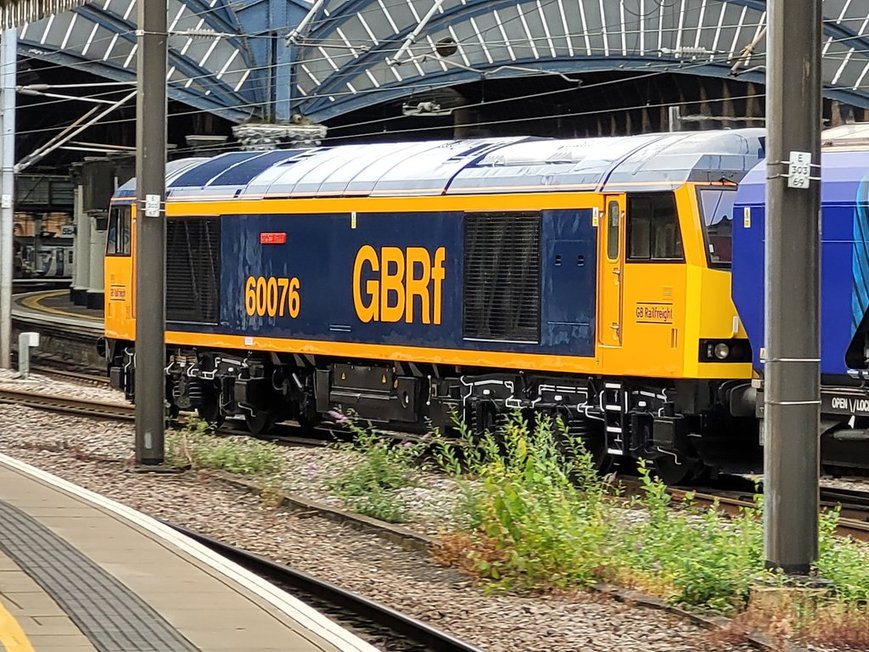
[599,196,624,346]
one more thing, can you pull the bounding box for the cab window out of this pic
[106,206,131,256]
[626,193,683,262]
[697,188,736,268]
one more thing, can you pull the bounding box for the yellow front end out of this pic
[103,204,135,342]
[597,183,752,381]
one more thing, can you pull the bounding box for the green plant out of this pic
[432,410,869,645]
[328,417,424,523]
[435,412,611,590]
[616,460,766,613]
[167,416,285,477]
[816,506,869,603]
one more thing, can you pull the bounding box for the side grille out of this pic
[463,212,541,342]
[166,217,220,324]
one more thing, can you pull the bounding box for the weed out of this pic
[328,416,424,523]
[816,506,869,603]
[434,413,611,590]
[427,412,869,646]
[259,481,286,509]
[167,416,285,477]
[616,460,766,613]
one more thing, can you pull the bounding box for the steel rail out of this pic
[30,365,110,387]
[0,387,330,448]
[664,486,869,543]
[11,314,101,342]
[0,387,133,420]
[169,524,484,652]
[8,381,867,541]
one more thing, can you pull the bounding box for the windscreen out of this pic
[697,187,736,268]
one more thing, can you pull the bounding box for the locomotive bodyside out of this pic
[105,131,764,481]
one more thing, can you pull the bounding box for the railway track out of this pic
[6,384,869,542]
[11,313,101,342]
[663,484,869,542]
[170,524,482,652]
[0,387,134,420]
[30,364,110,386]
[0,387,330,447]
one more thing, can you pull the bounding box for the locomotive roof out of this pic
[113,129,765,203]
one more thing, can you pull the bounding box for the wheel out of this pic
[653,455,700,485]
[196,394,225,428]
[294,392,319,432]
[244,409,276,435]
[555,414,614,475]
[164,402,181,428]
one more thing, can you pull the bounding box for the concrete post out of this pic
[16,331,38,379]
[134,0,168,465]
[86,214,105,309]
[763,0,823,574]
[0,28,16,369]
[71,184,90,305]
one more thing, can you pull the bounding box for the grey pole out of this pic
[0,28,15,370]
[134,1,167,465]
[763,0,822,573]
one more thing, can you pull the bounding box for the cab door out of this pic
[598,195,624,346]
[104,205,135,340]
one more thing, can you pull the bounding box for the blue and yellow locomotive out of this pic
[103,131,768,482]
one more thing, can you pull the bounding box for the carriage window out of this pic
[106,206,131,256]
[697,188,736,268]
[606,201,620,260]
[627,193,683,262]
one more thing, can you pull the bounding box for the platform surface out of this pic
[0,454,377,652]
[13,289,103,326]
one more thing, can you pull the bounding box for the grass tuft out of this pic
[167,417,285,477]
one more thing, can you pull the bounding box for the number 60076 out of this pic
[244,276,301,318]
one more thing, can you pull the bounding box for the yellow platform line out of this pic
[0,600,36,652]
[20,291,103,323]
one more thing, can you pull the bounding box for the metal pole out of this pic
[134,1,167,465]
[764,0,822,574]
[0,28,15,370]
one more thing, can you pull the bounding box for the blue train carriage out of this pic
[733,124,869,472]
[104,130,765,483]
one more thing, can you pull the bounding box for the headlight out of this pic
[699,338,751,363]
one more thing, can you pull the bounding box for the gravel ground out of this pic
[0,369,127,404]
[0,401,758,652]
[0,367,463,534]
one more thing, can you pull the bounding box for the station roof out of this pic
[114,129,765,202]
[292,0,869,122]
[15,1,869,126]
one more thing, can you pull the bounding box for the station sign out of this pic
[0,1,87,29]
